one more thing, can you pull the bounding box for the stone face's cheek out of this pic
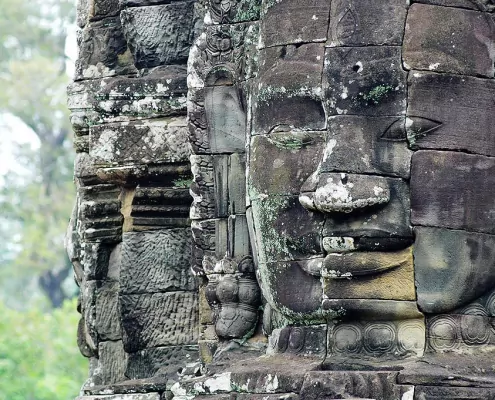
[249,133,325,197]
[257,261,323,320]
[411,151,495,235]
[249,195,324,266]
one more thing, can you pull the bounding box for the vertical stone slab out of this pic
[205,86,246,153]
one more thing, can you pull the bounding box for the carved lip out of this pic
[321,248,411,279]
[297,245,412,279]
[321,235,413,253]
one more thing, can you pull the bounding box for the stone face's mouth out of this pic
[297,238,413,278]
[322,235,413,253]
[321,248,412,279]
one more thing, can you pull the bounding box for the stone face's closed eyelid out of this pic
[380,118,407,142]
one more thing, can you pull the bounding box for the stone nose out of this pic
[299,172,390,213]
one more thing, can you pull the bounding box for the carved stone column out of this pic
[67,0,204,391]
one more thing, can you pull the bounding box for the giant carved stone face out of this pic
[245,0,495,355]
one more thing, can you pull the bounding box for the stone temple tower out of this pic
[67,0,495,399]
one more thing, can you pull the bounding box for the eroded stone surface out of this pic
[414,227,495,313]
[407,72,495,157]
[411,150,495,234]
[328,0,407,46]
[121,2,196,68]
[404,4,495,77]
[259,0,330,48]
[120,230,196,294]
[324,46,407,117]
[120,292,199,352]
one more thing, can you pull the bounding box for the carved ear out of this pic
[405,116,443,148]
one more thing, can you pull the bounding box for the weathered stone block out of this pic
[121,3,195,68]
[404,4,495,77]
[322,299,423,321]
[76,394,160,400]
[96,281,122,341]
[268,325,327,357]
[120,229,196,294]
[120,0,184,5]
[324,46,407,116]
[328,318,425,358]
[75,17,136,80]
[249,132,325,196]
[411,150,495,234]
[299,371,413,400]
[328,0,407,46]
[407,72,495,157]
[427,314,495,353]
[414,0,495,11]
[82,242,113,281]
[120,292,198,352]
[413,385,495,399]
[259,0,330,48]
[414,227,495,314]
[78,184,123,243]
[126,345,199,379]
[77,0,121,26]
[90,117,190,167]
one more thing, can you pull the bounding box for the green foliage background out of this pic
[0,0,88,397]
[0,298,87,400]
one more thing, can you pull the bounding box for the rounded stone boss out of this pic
[188,0,495,360]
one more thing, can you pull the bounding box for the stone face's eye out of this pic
[380,118,407,141]
[267,131,315,150]
[405,116,443,148]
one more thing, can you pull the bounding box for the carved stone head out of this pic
[189,0,495,358]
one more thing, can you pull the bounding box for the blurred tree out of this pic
[0,298,88,400]
[0,0,77,308]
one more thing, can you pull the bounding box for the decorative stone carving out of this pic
[67,0,202,388]
[67,0,495,398]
